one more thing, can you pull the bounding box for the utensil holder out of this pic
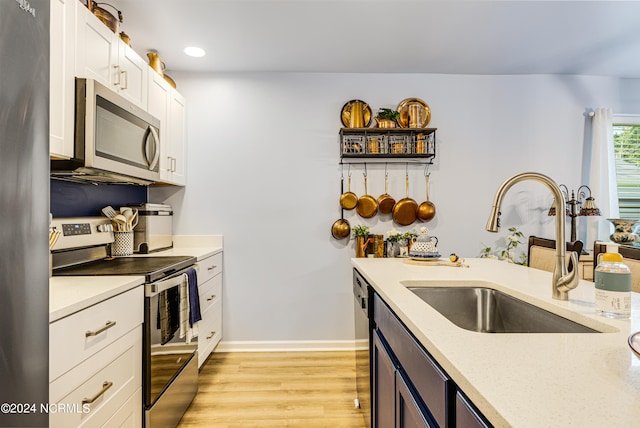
[112,231,134,256]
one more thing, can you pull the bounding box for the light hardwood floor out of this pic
[178,351,367,428]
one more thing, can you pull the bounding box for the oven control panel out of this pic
[50,217,114,251]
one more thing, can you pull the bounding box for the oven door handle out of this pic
[146,273,186,297]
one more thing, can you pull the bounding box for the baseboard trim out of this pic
[215,340,356,353]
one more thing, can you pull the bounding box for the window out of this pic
[613,116,640,219]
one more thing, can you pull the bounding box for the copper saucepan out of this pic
[392,173,418,226]
[340,174,358,210]
[332,176,351,239]
[417,173,436,222]
[331,215,351,239]
[356,173,378,218]
[377,172,396,215]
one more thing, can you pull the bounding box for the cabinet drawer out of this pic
[103,387,142,428]
[196,252,223,285]
[198,299,222,367]
[50,286,143,381]
[199,273,222,314]
[374,294,451,428]
[49,327,141,428]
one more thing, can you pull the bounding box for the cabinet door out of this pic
[50,0,75,159]
[117,43,148,108]
[373,330,396,428]
[75,6,117,88]
[148,71,171,179]
[167,90,187,185]
[455,391,490,428]
[396,372,433,428]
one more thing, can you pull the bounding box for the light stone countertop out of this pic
[352,257,640,428]
[49,275,144,322]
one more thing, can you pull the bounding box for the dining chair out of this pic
[593,242,640,293]
[527,236,583,273]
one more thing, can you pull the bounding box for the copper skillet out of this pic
[340,172,358,210]
[356,171,378,218]
[377,171,396,215]
[417,173,436,222]
[332,176,351,239]
[393,172,418,226]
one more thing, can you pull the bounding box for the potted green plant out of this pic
[386,228,402,257]
[374,108,400,128]
[479,227,527,265]
[353,225,372,258]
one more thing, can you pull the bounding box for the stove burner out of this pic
[53,256,196,282]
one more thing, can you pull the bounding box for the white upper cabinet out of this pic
[168,89,187,185]
[148,72,186,186]
[49,0,76,159]
[75,5,147,109]
[51,3,186,184]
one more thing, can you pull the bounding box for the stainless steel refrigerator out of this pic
[0,1,49,427]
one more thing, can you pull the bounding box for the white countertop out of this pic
[352,257,640,428]
[50,236,223,322]
[49,275,144,322]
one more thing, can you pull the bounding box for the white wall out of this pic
[150,72,632,345]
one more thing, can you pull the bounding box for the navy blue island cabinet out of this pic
[371,291,492,428]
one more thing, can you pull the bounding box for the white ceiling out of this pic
[108,0,640,77]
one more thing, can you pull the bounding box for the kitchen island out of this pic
[353,257,640,427]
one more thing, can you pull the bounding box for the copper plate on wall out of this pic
[397,98,431,128]
[341,100,372,128]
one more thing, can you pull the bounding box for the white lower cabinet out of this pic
[49,286,143,428]
[195,251,223,367]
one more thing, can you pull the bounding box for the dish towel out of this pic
[186,268,202,325]
[178,269,201,343]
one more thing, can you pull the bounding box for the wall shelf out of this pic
[340,128,437,164]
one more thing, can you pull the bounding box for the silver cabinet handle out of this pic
[207,265,217,271]
[82,381,113,405]
[120,70,128,90]
[206,294,217,302]
[171,156,177,172]
[113,65,121,86]
[206,331,216,340]
[166,156,172,172]
[85,320,116,337]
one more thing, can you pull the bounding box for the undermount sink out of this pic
[406,284,601,333]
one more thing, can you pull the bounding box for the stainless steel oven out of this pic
[51,217,199,428]
[143,267,198,428]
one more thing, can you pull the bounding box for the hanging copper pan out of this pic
[377,172,396,215]
[331,215,351,239]
[392,173,418,226]
[332,176,351,239]
[340,174,358,210]
[417,173,436,222]
[356,173,378,218]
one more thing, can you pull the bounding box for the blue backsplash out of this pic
[50,180,147,217]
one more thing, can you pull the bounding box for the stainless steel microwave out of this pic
[51,78,161,184]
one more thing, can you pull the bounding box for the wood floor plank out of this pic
[178,350,367,428]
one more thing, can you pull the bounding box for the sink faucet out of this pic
[486,172,580,300]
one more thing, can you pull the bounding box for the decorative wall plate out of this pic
[397,98,431,128]
[341,100,372,128]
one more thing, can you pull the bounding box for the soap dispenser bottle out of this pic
[594,243,632,318]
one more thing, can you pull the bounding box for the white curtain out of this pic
[587,108,619,247]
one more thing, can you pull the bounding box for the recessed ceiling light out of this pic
[184,46,206,58]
